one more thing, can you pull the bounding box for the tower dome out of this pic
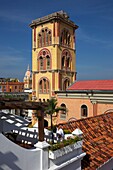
[23,65,32,90]
[25,65,32,78]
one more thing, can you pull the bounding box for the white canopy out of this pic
[72,128,83,136]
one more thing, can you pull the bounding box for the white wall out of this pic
[0,133,85,170]
[0,133,41,170]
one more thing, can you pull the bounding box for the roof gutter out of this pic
[96,157,113,170]
[55,90,113,94]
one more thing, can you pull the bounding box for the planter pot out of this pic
[49,140,82,159]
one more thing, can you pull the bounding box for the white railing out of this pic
[12,128,57,144]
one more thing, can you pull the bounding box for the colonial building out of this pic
[30,11,78,101]
[55,80,113,123]
[0,78,24,92]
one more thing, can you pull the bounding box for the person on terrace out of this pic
[56,125,64,142]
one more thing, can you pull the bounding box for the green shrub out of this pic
[49,136,81,151]
[63,129,71,134]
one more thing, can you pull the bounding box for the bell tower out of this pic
[30,11,78,101]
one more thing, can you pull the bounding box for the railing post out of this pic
[35,141,50,170]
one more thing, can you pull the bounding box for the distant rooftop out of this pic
[29,10,78,29]
[68,80,113,91]
[0,78,19,82]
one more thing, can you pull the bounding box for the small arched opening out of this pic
[81,104,88,118]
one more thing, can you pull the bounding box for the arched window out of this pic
[39,80,42,93]
[46,55,50,69]
[39,78,50,94]
[38,49,51,71]
[60,29,71,47]
[42,29,45,46]
[47,80,50,93]
[63,78,70,90]
[38,28,52,47]
[39,56,43,70]
[67,57,70,68]
[48,31,52,45]
[43,79,46,93]
[61,103,66,108]
[38,34,42,47]
[45,29,48,45]
[61,49,71,70]
[67,33,70,46]
[81,105,88,117]
[60,103,66,119]
[62,56,65,69]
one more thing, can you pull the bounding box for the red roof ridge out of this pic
[68,79,113,91]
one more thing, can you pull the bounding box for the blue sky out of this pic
[0,0,113,81]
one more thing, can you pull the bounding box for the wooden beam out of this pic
[0,101,48,110]
[36,110,44,142]
[0,100,48,142]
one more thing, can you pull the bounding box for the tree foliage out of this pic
[45,97,66,129]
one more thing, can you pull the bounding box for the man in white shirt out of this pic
[56,125,64,142]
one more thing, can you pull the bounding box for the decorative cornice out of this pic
[29,11,78,29]
[32,69,76,74]
[55,90,113,104]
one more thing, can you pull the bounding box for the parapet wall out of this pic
[0,133,41,170]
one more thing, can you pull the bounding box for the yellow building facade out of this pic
[30,11,78,101]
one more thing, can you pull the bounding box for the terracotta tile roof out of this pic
[60,112,113,169]
[67,80,113,91]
